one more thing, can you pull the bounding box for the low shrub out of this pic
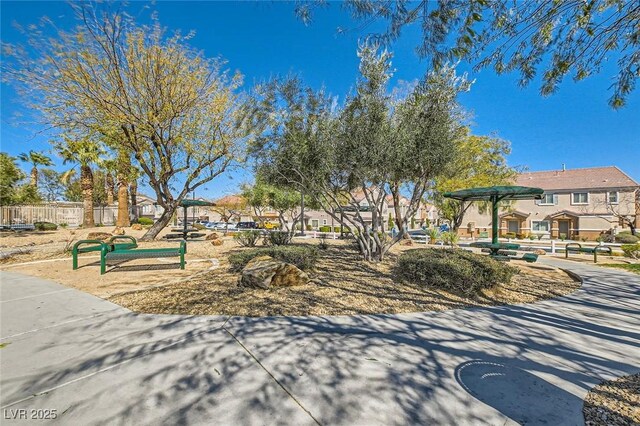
[505,232,516,239]
[621,243,640,259]
[396,248,518,295]
[34,221,57,231]
[59,222,68,228]
[265,230,292,246]
[559,233,567,241]
[138,217,154,226]
[616,234,639,244]
[440,231,459,246]
[228,245,319,272]
[233,230,262,247]
[318,225,332,232]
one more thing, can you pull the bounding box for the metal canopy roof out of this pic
[443,186,544,202]
[179,199,216,208]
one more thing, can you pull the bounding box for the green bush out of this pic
[138,217,154,226]
[34,221,57,231]
[228,245,319,272]
[621,243,640,259]
[318,225,332,232]
[616,234,639,244]
[559,233,567,241]
[396,248,518,295]
[233,230,262,247]
[265,230,292,246]
[440,231,459,246]
[505,232,516,239]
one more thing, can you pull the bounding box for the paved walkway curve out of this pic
[1,258,639,425]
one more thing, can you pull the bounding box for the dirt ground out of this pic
[583,372,640,426]
[113,240,580,317]
[0,226,232,297]
[1,228,581,315]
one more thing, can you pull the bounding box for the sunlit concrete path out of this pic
[1,258,639,425]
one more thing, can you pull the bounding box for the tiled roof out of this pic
[214,194,246,206]
[516,166,638,191]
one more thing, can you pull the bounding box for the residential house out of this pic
[457,166,639,240]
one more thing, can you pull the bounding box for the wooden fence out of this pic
[0,204,125,226]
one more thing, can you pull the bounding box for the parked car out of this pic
[258,221,280,230]
[205,221,222,229]
[237,221,257,230]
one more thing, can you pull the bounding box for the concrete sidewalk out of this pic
[1,259,639,425]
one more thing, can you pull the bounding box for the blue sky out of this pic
[2,1,639,199]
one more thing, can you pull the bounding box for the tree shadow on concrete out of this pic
[1,260,638,424]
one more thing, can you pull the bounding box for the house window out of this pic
[531,220,550,232]
[322,219,327,225]
[539,193,555,205]
[572,192,589,205]
[608,192,619,204]
[311,219,319,229]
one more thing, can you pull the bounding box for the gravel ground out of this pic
[111,244,581,316]
[583,373,640,426]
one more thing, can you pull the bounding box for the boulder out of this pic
[271,263,310,287]
[211,239,223,246]
[87,232,112,241]
[239,256,281,289]
[239,255,309,289]
[533,249,547,255]
[206,232,219,240]
[400,239,413,246]
[113,227,125,235]
[131,223,143,231]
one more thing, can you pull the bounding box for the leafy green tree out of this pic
[0,153,42,205]
[433,132,519,231]
[16,150,53,188]
[253,45,464,261]
[4,4,252,240]
[62,170,108,206]
[297,1,639,107]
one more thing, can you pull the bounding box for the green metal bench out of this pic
[565,243,612,263]
[72,236,186,274]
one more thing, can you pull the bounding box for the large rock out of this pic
[239,255,310,289]
[131,223,143,230]
[206,232,219,240]
[113,227,125,235]
[211,239,223,246]
[87,232,112,241]
[271,263,310,287]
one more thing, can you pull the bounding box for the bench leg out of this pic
[100,254,106,275]
[180,251,185,270]
[594,250,597,263]
[72,252,78,270]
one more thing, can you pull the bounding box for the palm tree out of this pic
[57,137,104,227]
[100,159,117,205]
[17,150,53,188]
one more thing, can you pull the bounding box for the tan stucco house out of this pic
[457,166,639,240]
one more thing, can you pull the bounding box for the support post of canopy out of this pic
[492,195,499,244]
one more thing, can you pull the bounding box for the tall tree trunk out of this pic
[106,173,115,205]
[140,204,176,241]
[30,166,38,187]
[81,165,95,227]
[116,181,129,227]
[116,151,130,227]
[130,179,139,223]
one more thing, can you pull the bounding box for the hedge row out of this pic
[228,245,319,272]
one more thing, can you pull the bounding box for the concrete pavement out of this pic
[1,258,639,425]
